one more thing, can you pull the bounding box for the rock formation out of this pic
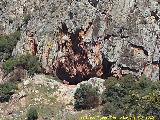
[1,0,159,83]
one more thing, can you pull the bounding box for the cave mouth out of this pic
[101,56,113,79]
[56,67,92,85]
[55,23,112,85]
[55,56,113,85]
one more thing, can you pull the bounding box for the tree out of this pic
[17,54,41,76]
[74,84,100,110]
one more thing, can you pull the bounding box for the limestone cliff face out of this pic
[1,0,159,82]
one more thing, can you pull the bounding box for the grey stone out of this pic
[1,0,159,81]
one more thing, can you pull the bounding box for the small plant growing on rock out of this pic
[0,83,18,102]
[74,84,100,110]
[23,14,31,25]
[27,107,38,120]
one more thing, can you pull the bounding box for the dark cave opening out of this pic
[56,56,113,85]
[56,64,92,85]
[130,44,149,56]
[151,10,159,21]
[88,0,99,7]
[101,55,113,79]
[55,23,113,85]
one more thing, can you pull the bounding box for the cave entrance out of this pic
[55,56,113,85]
[101,55,113,79]
[55,23,112,85]
[56,67,92,85]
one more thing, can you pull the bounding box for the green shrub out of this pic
[0,31,21,53]
[0,31,21,61]
[17,54,41,76]
[0,52,11,61]
[74,84,100,110]
[3,54,41,75]
[101,101,125,117]
[101,74,160,118]
[23,14,31,25]
[27,107,38,120]
[2,58,17,73]
[0,83,18,102]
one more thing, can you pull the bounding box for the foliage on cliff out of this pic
[0,83,18,103]
[101,75,160,119]
[0,31,21,61]
[3,54,41,75]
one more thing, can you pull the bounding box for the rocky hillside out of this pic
[1,0,160,83]
[0,74,104,119]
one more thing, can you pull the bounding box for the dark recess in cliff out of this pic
[102,55,113,79]
[56,57,112,85]
[130,43,149,56]
[151,10,159,21]
[56,65,92,85]
[88,0,99,7]
[55,23,112,84]
[60,22,68,34]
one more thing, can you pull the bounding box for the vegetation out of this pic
[101,74,160,119]
[0,31,21,60]
[0,83,18,103]
[0,30,41,76]
[3,54,41,75]
[74,84,100,110]
[27,107,38,120]
[23,14,31,25]
[2,57,17,73]
[17,54,41,75]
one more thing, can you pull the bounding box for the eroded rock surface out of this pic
[1,0,159,82]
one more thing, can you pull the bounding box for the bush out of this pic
[2,58,17,73]
[27,107,38,120]
[17,54,41,76]
[0,31,21,61]
[23,14,31,25]
[0,83,18,102]
[0,31,21,53]
[3,54,41,75]
[74,84,100,110]
[101,74,160,118]
[0,52,11,61]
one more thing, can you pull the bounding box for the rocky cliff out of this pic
[1,0,159,83]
